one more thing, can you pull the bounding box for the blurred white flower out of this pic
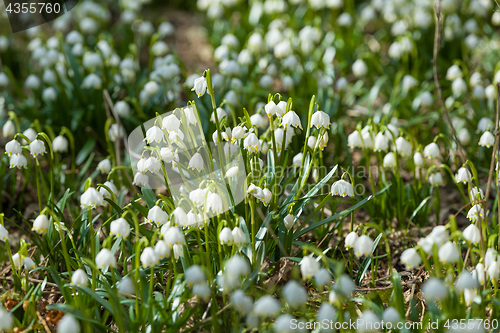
[354,235,374,258]
[95,248,116,269]
[33,214,49,235]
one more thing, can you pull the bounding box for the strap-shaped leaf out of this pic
[293,184,391,239]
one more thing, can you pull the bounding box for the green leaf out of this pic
[293,184,391,239]
[47,303,113,332]
[355,233,383,286]
[131,200,149,217]
[74,286,115,314]
[140,186,157,209]
[76,138,96,165]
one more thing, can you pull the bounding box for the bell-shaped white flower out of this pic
[3,120,15,137]
[248,184,264,201]
[422,278,449,303]
[423,142,440,159]
[395,137,412,157]
[57,313,80,333]
[193,282,211,301]
[307,136,317,149]
[225,166,239,178]
[140,247,159,268]
[99,181,117,199]
[284,214,296,230]
[263,188,272,206]
[145,126,164,144]
[413,152,424,167]
[400,248,421,270]
[361,131,374,150]
[283,280,308,309]
[374,132,388,152]
[253,295,281,319]
[10,154,28,169]
[479,131,495,148]
[300,255,320,279]
[160,147,175,163]
[455,271,479,292]
[23,128,37,143]
[292,153,303,169]
[452,78,467,96]
[189,189,205,208]
[383,152,396,169]
[345,231,358,250]
[211,108,227,123]
[488,261,500,281]
[329,290,339,305]
[110,218,130,239]
[311,111,330,129]
[33,214,50,235]
[348,131,363,149]
[80,187,104,209]
[282,111,302,129]
[467,204,484,221]
[162,115,181,133]
[144,156,161,173]
[428,173,444,187]
[30,139,46,157]
[231,126,245,142]
[470,187,484,202]
[95,248,116,269]
[381,307,400,324]
[185,265,206,287]
[173,244,185,260]
[108,124,125,142]
[52,136,69,152]
[118,276,136,295]
[475,263,486,285]
[115,101,130,117]
[352,59,368,77]
[97,159,112,174]
[244,133,261,154]
[192,76,208,97]
[232,290,253,315]
[219,227,234,245]
[164,226,185,247]
[206,192,224,214]
[463,288,477,306]
[316,303,336,328]
[446,64,463,80]
[71,268,89,287]
[331,180,354,198]
[0,224,9,242]
[154,240,171,259]
[438,241,460,264]
[232,227,247,246]
[354,235,374,258]
[24,257,36,270]
[314,268,331,287]
[188,153,204,172]
[265,101,281,118]
[6,139,22,156]
[455,167,472,184]
[146,206,169,227]
[144,81,159,96]
[132,172,148,186]
[463,224,480,246]
[333,274,356,297]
